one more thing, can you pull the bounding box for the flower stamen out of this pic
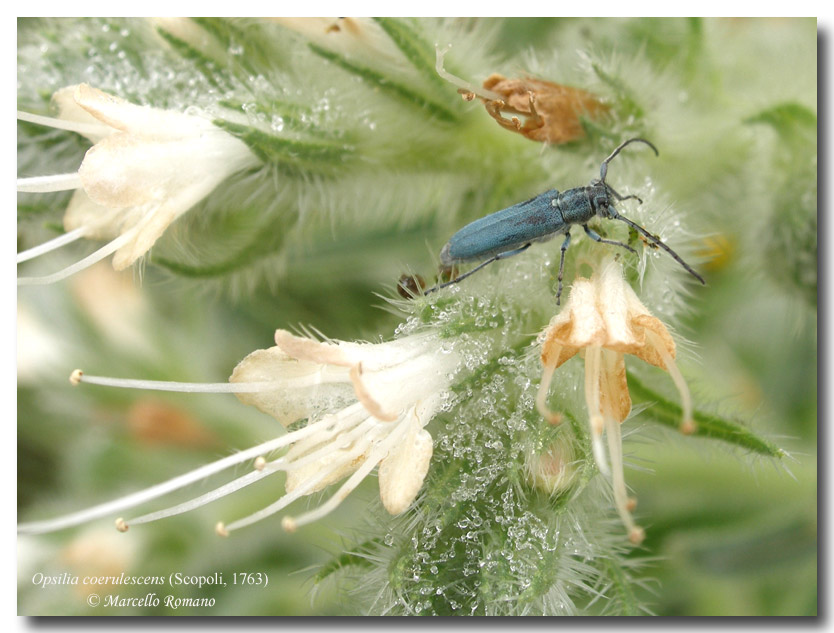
[67,370,348,394]
[434,45,505,102]
[535,365,562,424]
[224,464,346,534]
[17,227,88,264]
[280,419,407,532]
[17,222,145,286]
[17,172,83,193]
[20,330,455,537]
[18,109,107,138]
[604,414,643,544]
[124,464,277,528]
[17,417,325,535]
[648,330,696,434]
[584,346,610,476]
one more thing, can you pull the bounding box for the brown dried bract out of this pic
[397,273,426,299]
[473,74,608,144]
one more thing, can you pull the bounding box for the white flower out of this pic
[17,84,259,284]
[269,18,404,65]
[18,329,459,536]
[537,257,694,544]
[229,329,454,528]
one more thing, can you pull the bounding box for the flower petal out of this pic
[53,85,113,142]
[63,191,120,239]
[285,448,368,495]
[230,347,354,426]
[378,426,433,515]
[629,314,677,369]
[274,330,352,367]
[598,350,632,423]
[73,84,211,138]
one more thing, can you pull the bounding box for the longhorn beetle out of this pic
[425,138,705,303]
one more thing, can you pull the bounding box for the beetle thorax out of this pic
[588,181,612,217]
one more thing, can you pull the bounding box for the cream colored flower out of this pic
[229,329,453,528]
[17,84,259,284]
[19,330,457,536]
[269,18,403,65]
[536,258,694,544]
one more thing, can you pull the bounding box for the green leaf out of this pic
[372,18,446,90]
[746,102,817,306]
[152,207,292,278]
[192,18,254,71]
[213,120,354,173]
[314,539,380,584]
[155,26,232,91]
[217,99,342,140]
[745,102,817,139]
[627,374,785,458]
[308,43,459,123]
[603,559,642,616]
[591,62,644,120]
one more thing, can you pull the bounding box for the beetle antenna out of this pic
[611,212,706,284]
[600,138,659,183]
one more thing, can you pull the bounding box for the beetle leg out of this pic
[610,213,706,285]
[583,224,637,255]
[424,243,532,295]
[556,231,572,305]
[606,184,643,205]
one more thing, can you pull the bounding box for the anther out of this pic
[215,522,229,538]
[115,517,128,533]
[253,456,266,471]
[680,419,697,435]
[70,369,83,386]
[281,517,297,533]
[628,526,645,545]
[546,412,563,425]
[626,497,638,512]
[349,363,399,422]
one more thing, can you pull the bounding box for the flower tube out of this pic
[17,84,259,284]
[19,330,459,536]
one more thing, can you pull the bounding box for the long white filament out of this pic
[281,417,408,531]
[17,172,83,193]
[17,226,139,286]
[18,110,105,137]
[535,364,561,424]
[282,403,368,461]
[434,45,504,102]
[128,416,377,527]
[283,420,373,472]
[223,467,337,533]
[16,227,88,263]
[604,414,638,539]
[584,346,609,476]
[139,414,378,527]
[75,373,346,394]
[648,331,695,433]
[127,462,283,526]
[17,419,332,535]
[225,423,385,532]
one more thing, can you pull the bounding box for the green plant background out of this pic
[17,17,816,616]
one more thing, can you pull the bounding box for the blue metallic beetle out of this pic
[427,138,705,303]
